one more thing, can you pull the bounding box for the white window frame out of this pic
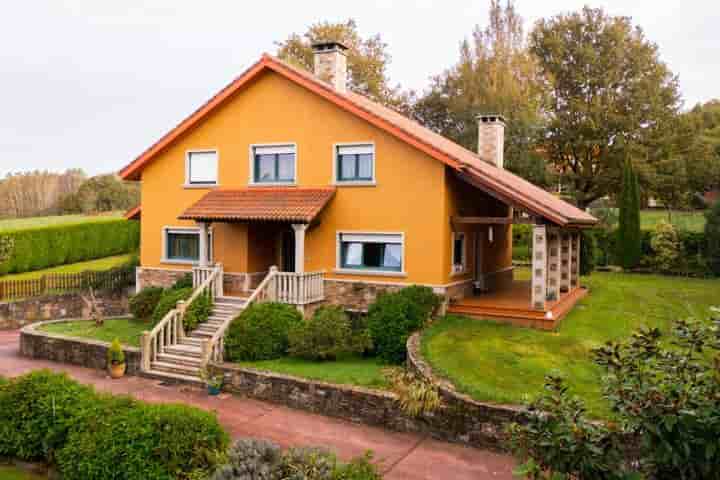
[332,142,376,186]
[184,149,219,188]
[249,143,298,186]
[451,231,467,275]
[161,226,213,265]
[334,231,406,277]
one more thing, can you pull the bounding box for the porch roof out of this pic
[178,187,336,223]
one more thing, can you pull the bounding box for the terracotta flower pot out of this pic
[109,362,126,379]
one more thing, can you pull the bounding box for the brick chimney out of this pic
[476,114,506,169]
[312,41,348,93]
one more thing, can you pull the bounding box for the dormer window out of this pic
[251,144,296,184]
[186,150,218,186]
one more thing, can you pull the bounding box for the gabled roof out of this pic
[178,187,336,223]
[124,205,141,220]
[119,54,596,227]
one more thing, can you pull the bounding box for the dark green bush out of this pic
[397,285,441,318]
[152,287,192,324]
[129,287,164,320]
[367,291,426,364]
[172,272,194,290]
[706,200,720,275]
[289,306,355,361]
[0,219,140,275]
[580,229,596,276]
[224,302,303,361]
[185,293,213,331]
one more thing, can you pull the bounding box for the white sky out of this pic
[0,0,717,177]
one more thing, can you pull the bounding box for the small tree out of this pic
[706,200,720,276]
[617,158,642,269]
[650,220,681,273]
[579,230,596,276]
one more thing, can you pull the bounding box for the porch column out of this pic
[291,224,308,273]
[547,229,561,302]
[571,232,581,289]
[197,221,210,267]
[560,231,572,294]
[531,225,547,311]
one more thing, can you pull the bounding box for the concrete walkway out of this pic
[0,330,515,479]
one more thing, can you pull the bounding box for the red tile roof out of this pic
[178,187,336,223]
[119,54,596,227]
[124,205,141,220]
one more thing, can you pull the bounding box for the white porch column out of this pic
[571,232,581,289]
[198,221,210,267]
[560,231,572,294]
[547,229,561,302]
[291,224,308,273]
[531,225,548,311]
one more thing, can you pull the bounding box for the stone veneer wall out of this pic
[213,334,525,451]
[319,279,403,312]
[0,290,130,331]
[20,319,142,375]
[136,267,189,290]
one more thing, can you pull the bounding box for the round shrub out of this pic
[367,292,425,364]
[397,285,441,318]
[129,287,164,320]
[650,221,681,273]
[224,302,303,361]
[289,306,354,361]
[706,200,720,276]
[580,229,596,276]
[210,438,282,480]
[152,287,192,324]
[184,293,213,331]
[57,402,229,480]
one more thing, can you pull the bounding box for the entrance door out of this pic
[281,230,296,273]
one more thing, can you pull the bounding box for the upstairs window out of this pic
[452,232,466,274]
[338,233,403,273]
[336,144,374,183]
[186,150,218,186]
[252,144,296,184]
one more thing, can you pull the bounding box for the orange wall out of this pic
[140,70,449,285]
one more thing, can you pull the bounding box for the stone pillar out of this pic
[291,224,308,274]
[531,225,548,311]
[547,229,561,302]
[571,233,581,288]
[198,221,210,267]
[560,231,572,294]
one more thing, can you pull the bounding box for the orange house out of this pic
[120,42,596,329]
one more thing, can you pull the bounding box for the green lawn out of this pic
[0,254,133,281]
[422,270,720,416]
[0,212,123,233]
[239,355,389,390]
[39,318,149,347]
[639,209,706,232]
[0,466,46,480]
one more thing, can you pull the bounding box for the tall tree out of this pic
[530,7,681,208]
[618,158,642,269]
[412,1,549,186]
[276,19,406,108]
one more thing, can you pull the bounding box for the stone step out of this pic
[190,330,214,338]
[214,304,244,311]
[151,361,201,377]
[142,369,204,386]
[216,296,248,305]
[164,344,202,358]
[195,327,219,335]
[156,353,202,367]
[179,337,204,347]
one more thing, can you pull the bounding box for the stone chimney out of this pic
[476,114,506,169]
[312,41,348,93]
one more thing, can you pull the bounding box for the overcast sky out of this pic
[0,0,717,178]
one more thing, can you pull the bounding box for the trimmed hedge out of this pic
[0,370,228,480]
[224,302,303,361]
[0,219,140,275]
[152,287,192,324]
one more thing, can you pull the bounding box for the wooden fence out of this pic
[0,267,135,302]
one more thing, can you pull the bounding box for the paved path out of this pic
[0,330,515,479]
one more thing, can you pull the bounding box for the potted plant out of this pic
[107,338,126,379]
[200,367,224,396]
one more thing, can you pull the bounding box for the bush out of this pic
[277,447,337,479]
[580,229,596,275]
[397,285,441,319]
[129,287,164,320]
[152,287,192,324]
[210,438,281,480]
[650,221,681,273]
[224,302,303,361]
[289,306,355,361]
[367,291,426,364]
[185,293,213,331]
[706,200,720,275]
[172,272,194,290]
[0,219,140,275]
[334,452,383,480]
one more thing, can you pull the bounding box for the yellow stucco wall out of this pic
[139,69,508,287]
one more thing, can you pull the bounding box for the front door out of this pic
[281,230,295,273]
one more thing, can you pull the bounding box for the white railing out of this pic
[140,264,223,373]
[193,264,223,296]
[275,270,324,305]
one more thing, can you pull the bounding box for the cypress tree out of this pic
[617,157,642,269]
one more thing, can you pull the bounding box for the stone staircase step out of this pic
[190,330,214,338]
[151,361,201,377]
[164,344,202,357]
[142,369,204,386]
[179,338,204,347]
[216,296,248,305]
[156,353,202,367]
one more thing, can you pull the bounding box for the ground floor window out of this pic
[452,232,466,274]
[338,233,403,272]
[163,227,212,263]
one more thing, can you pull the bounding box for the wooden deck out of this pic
[447,281,587,330]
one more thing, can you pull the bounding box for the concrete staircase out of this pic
[146,296,246,383]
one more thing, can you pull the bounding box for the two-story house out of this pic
[121,41,596,330]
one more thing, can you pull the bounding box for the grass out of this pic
[0,466,46,480]
[0,212,123,233]
[39,318,149,347]
[422,269,720,416]
[640,209,706,232]
[0,254,133,281]
[239,355,389,390]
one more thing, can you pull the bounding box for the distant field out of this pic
[0,254,133,281]
[0,212,123,232]
[640,209,706,232]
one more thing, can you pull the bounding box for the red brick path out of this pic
[0,330,515,479]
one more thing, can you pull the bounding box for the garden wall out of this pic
[0,290,130,330]
[213,337,525,451]
[19,319,141,374]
